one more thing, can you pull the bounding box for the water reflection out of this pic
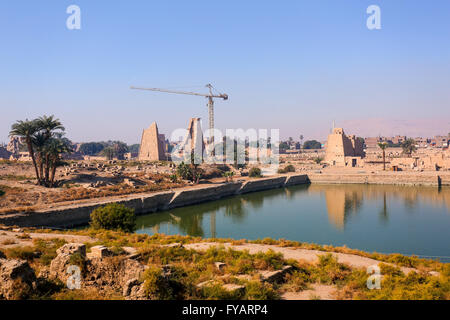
[135,184,450,258]
[310,185,363,230]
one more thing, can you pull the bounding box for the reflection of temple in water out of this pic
[316,186,363,230]
[308,184,450,230]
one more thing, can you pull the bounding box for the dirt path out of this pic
[183,242,417,274]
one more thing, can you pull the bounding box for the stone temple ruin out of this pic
[138,122,166,161]
[174,118,205,163]
[325,128,365,167]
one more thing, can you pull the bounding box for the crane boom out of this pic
[130,84,228,152]
[130,86,228,100]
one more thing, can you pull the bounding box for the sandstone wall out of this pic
[167,183,242,209]
[307,173,444,186]
[238,177,287,194]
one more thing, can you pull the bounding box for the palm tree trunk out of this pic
[45,153,50,184]
[383,150,386,171]
[50,159,57,187]
[38,154,44,184]
[27,138,40,184]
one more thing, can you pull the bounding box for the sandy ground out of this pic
[183,242,417,274]
[183,242,429,300]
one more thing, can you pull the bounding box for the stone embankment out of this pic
[308,172,449,186]
[0,174,309,228]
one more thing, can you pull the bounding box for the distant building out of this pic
[390,135,407,145]
[432,136,449,148]
[325,128,364,167]
[138,122,167,161]
[0,147,12,160]
[364,137,382,149]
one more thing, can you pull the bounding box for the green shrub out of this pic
[142,266,174,300]
[176,162,193,181]
[314,157,324,164]
[90,203,136,233]
[277,165,295,174]
[245,281,279,300]
[249,167,262,178]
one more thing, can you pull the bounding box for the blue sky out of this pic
[1,0,449,144]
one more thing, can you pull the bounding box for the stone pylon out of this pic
[174,118,205,164]
[138,122,166,161]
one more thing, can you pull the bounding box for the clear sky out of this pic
[1,0,449,144]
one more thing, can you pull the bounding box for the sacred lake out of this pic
[136,184,450,262]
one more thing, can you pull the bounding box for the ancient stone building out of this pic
[7,137,20,155]
[172,118,205,163]
[138,122,166,161]
[325,128,364,167]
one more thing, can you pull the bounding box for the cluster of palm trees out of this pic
[9,115,72,187]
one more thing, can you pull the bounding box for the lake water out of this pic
[135,184,450,262]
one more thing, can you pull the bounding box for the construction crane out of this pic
[130,84,228,147]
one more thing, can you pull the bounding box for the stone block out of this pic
[89,246,112,259]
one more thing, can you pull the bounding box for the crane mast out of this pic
[130,84,228,148]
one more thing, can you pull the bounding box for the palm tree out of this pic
[378,142,388,171]
[9,120,40,183]
[401,138,417,157]
[36,115,65,181]
[36,115,65,139]
[45,137,73,187]
[32,132,48,182]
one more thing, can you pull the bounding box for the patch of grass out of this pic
[0,174,34,181]
[52,288,123,300]
[4,238,67,266]
[16,233,32,240]
[4,246,37,261]
[244,281,279,300]
[142,266,175,300]
[200,283,244,300]
[1,239,17,245]
[313,254,353,285]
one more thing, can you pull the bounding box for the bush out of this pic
[277,165,295,174]
[90,203,136,233]
[314,157,324,164]
[176,162,192,181]
[249,167,262,178]
[142,266,174,300]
